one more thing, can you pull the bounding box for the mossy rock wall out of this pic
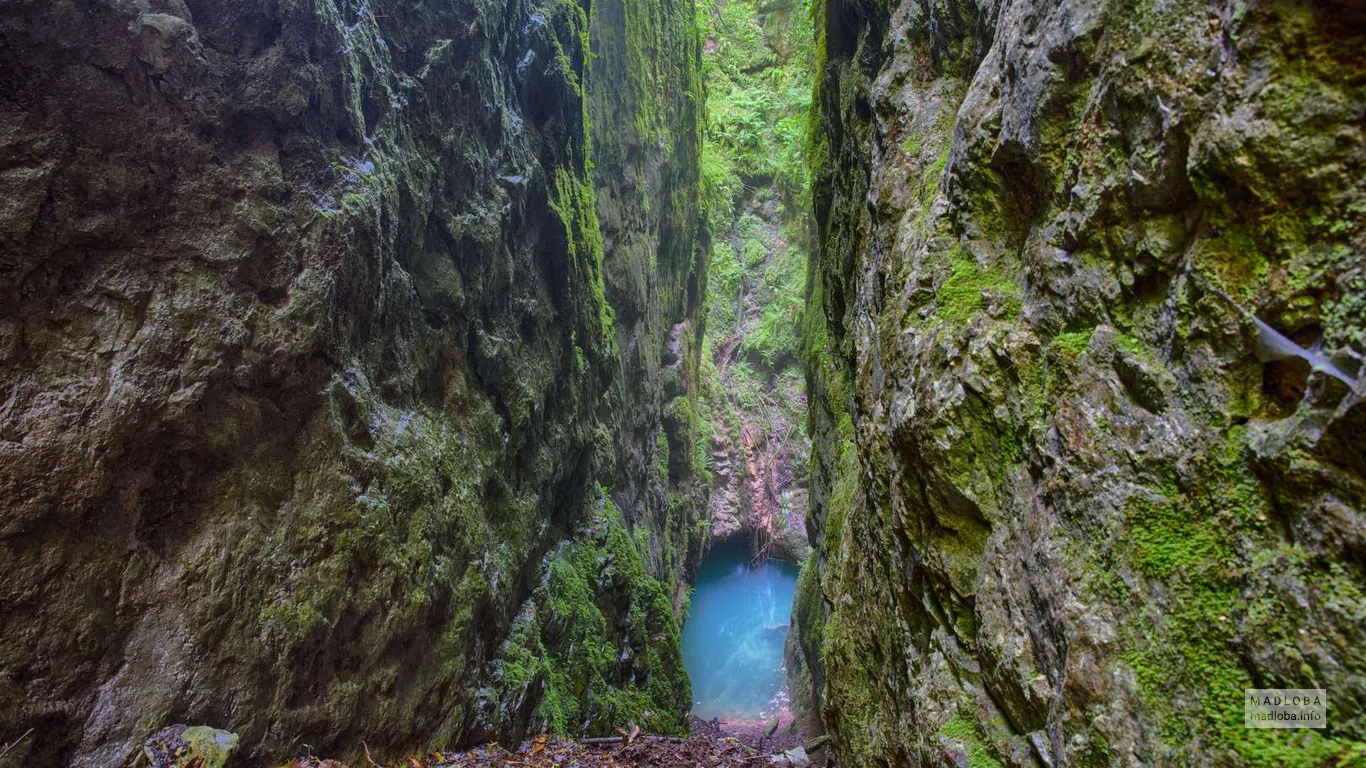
[797,0,1366,765]
[482,494,693,742]
[586,0,711,596]
[0,0,705,764]
[482,0,713,745]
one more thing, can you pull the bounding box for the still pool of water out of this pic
[680,538,798,719]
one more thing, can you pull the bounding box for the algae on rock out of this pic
[795,0,1366,765]
[484,493,693,742]
[0,0,707,763]
[694,0,817,560]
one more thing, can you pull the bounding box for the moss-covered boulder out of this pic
[142,726,239,768]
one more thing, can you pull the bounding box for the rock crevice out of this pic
[796,0,1366,764]
[0,0,709,764]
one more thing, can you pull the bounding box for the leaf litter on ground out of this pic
[281,732,793,768]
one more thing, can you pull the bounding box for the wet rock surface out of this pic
[143,725,239,768]
[796,0,1366,765]
[0,0,707,764]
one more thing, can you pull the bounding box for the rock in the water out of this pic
[143,726,240,768]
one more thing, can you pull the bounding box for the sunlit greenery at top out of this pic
[694,0,815,485]
[698,0,815,220]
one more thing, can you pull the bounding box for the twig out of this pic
[803,734,831,751]
[720,737,757,755]
[0,729,34,761]
[581,734,688,745]
[362,741,384,768]
[581,736,624,745]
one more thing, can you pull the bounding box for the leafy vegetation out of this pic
[696,0,816,515]
[700,0,814,198]
[493,493,692,738]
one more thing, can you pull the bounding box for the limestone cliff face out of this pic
[588,0,710,597]
[0,0,705,764]
[797,0,1366,765]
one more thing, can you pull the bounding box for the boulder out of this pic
[143,725,240,768]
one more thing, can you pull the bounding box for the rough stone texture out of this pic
[702,184,812,562]
[587,0,711,598]
[0,0,705,765]
[797,0,1366,765]
[480,497,695,743]
[143,725,240,768]
[472,0,713,745]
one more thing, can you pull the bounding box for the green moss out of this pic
[1114,428,1360,764]
[792,557,825,655]
[800,273,831,376]
[1113,330,1146,357]
[935,253,1021,325]
[1128,495,1230,577]
[258,598,325,645]
[1324,267,1366,351]
[550,167,615,356]
[492,493,692,738]
[923,147,949,192]
[820,610,885,766]
[938,715,1005,768]
[825,422,860,539]
[1051,329,1093,356]
[1086,562,1130,604]
[257,372,510,648]
[620,0,702,146]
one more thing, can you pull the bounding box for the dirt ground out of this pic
[691,713,806,754]
[281,716,829,768]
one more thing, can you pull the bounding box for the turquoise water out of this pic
[680,539,798,719]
